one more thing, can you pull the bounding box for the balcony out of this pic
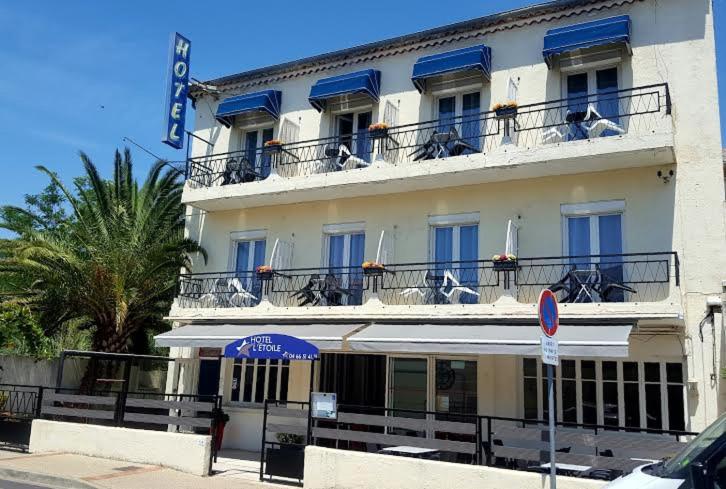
[183,84,674,211]
[170,252,682,324]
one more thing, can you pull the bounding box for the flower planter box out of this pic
[257,271,274,280]
[495,106,518,119]
[363,267,385,276]
[493,260,518,271]
[263,144,283,155]
[368,128,389,139]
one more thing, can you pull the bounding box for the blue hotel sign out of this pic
[224,334,320,361]
[162,32,191,149]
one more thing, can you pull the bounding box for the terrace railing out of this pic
[186,83,671,188]
[261,399,695,482]
[514,252,678,303]
[175,252,679,309]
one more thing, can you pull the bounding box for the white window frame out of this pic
[561,64,620,100]
[521,358,687,431]
[433,89,482,120]
[231,358,290,405]
[236,125,275,153]
[228,230,267,271]
[321,222,365,295]
[332,109,373,137]
[428,213,479,262]
[561,200,625,256]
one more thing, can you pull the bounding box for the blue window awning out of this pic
[543,15,631,68]
[411,45,492,93]
[215,89,282,127]
[308,69,381,112]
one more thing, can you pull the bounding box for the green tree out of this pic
[0,149,205,358]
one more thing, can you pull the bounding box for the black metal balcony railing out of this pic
[371,260,501,305]
[266,266,366,307]
[175,252,678,309]
[177,271,264,308]
[515,252,678,303]
[185,83,671,188]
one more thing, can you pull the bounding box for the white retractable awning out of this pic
[154,323,364,350]
[348,323,632,357]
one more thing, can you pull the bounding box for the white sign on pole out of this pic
[540,335,559,366]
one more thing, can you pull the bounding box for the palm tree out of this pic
[0,149,205,360]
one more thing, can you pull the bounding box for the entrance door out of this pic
[319,353,386,408]
[197,359,220,402]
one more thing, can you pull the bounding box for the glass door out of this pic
[388,357,428,436]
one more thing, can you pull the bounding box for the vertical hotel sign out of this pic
[162,33,191,149]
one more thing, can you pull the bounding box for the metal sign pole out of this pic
[548,364,556,489]
[538,289,559,489]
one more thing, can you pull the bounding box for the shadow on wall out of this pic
[0,356,86,388]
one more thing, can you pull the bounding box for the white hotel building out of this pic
[157,0,726,453]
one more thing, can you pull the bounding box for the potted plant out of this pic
[492,101,518,119]
[492,253,518,271]
[362,261,386,276]
[263,139,284,154]
[210,408,229,453]
[256,265,274,280]
[368,122,389,139]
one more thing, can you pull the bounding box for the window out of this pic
[234,238,266,306]
[430,217,479,304]
[435,359,477,418]
[436,91,481,151]
[231,359,289,403]
[323,227,365,305]
[241,127,275,179]
[521,358,686,430]
[565,67,621,140]
[336,110,372,162]
[562,201,625,302]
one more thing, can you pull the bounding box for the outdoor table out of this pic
[539,462,592,476]
[378,446,440,460]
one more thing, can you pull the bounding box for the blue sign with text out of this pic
[162,32,191,149]
[224,334,320,361]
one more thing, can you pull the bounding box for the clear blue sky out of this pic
[1,0,725,238]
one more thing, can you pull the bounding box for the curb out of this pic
[0,467,103,489]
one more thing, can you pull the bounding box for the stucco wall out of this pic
[303,446,606,489]
[180,0,726,433]
[29,420,212,476]
[186,166,676,272]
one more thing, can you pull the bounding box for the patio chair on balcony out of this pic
[227,277,258,307]
[584,105,625,138]
[221,157,258,185]
[548,266,636,303]
[199,278,229,308]
[541,104,624,144]
[321,273,352,306]
[409,128,480,161]
[324,144,370,171]
[290,274,325,306]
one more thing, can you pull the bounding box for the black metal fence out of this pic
[177,252,679,308]
[186,83,671,188]
[261,400,695,483]
[0,384,43,449]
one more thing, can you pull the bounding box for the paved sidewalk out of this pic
[0,449,293,489]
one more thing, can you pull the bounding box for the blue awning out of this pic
[411,45,492,93]
[308,69,381,112]
[543,15,631,68]
[215,90,282,127]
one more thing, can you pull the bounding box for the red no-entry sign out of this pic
[538,289,559,337]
